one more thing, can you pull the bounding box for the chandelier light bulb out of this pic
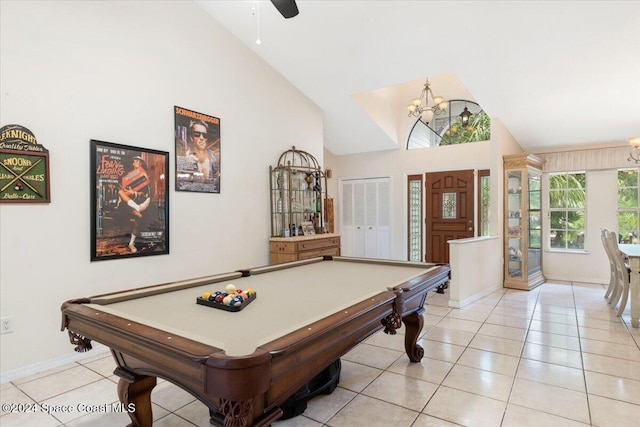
[439,101,449,110]
[629,136,640,146]
[432,95,443,105]
[412,98,421,107]
[407,104,416,113]
[256,38,262,45]
[421,109,434,123]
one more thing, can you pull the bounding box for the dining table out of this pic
[618,244,640,327]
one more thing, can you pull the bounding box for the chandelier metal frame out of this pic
[406,79,449,124]
[628,136,640,164]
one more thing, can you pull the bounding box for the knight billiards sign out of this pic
[0,124,51,203]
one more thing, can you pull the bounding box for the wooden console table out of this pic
[270,233,341,264]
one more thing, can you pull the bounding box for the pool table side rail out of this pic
[393,265,451,310]
[332,256,444,269]
[89,272,243,305]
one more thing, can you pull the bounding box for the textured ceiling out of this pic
[197,1,640,155]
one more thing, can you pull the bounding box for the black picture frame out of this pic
[90,139,169,261]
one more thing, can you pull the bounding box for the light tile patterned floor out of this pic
[2,281,639,426]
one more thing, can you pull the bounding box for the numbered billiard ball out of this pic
[223,295,233,305]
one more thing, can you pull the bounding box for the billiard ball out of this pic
[225,284,236,294]
[230,297,243,307]
[215,294,225,303]
[202,292,211,300]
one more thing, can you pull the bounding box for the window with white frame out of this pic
[548,172,586,250]
[618,168,639,244]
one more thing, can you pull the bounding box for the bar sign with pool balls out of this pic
[0,124,51,203]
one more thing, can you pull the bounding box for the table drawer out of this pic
[298,246,340,260]
[298,237,340,251]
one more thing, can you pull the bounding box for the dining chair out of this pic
[605,230,630,316]
[601,229,617,300]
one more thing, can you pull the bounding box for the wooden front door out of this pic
[425,170,475,263]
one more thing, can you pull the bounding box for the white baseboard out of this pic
[448,284,502,309]
[1,344,109,385]
[543,275,607,286]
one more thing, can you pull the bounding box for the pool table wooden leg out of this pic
[115,367,157,427]
[402,309,425,362]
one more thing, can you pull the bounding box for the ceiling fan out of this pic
[270,0,299,18]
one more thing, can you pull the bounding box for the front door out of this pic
[425,170,475,263]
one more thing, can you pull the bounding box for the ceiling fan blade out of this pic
[270,0,299,18]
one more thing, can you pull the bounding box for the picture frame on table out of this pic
[90,139,169,261]
[301,221,316,236]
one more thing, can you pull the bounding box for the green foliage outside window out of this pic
[618,169,639,243]
[440,111,491,145]
[549,172,586,250]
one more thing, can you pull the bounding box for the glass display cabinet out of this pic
[270,146,328,238]
[504,153,545,290]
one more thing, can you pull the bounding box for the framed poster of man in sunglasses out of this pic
[174,106,221,193]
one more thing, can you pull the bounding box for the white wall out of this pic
[449,236,502,308]
[0,0,323,375]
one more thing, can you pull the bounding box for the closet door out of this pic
[374,178,391,258]
[341,177,390,258]
[341,181,354,256]
[353,181,366,257]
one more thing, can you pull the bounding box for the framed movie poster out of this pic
[90,140,169,261]
[174,106,221,193]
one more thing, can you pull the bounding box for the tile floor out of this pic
[2,281,639,427]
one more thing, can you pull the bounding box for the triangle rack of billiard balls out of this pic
[196,284,256,312]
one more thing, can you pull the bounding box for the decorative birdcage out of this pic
[269,146,328,237]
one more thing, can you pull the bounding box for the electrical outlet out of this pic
[1,316,13,334]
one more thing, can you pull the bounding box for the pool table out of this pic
[61,256,450,427]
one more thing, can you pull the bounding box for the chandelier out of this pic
[628,136,640,163]
[407,79,449,124]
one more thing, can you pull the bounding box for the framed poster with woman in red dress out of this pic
[90,140,169,261]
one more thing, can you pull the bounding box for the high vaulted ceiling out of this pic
[196,1,640,156]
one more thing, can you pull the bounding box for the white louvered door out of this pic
[341,177,390,258]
